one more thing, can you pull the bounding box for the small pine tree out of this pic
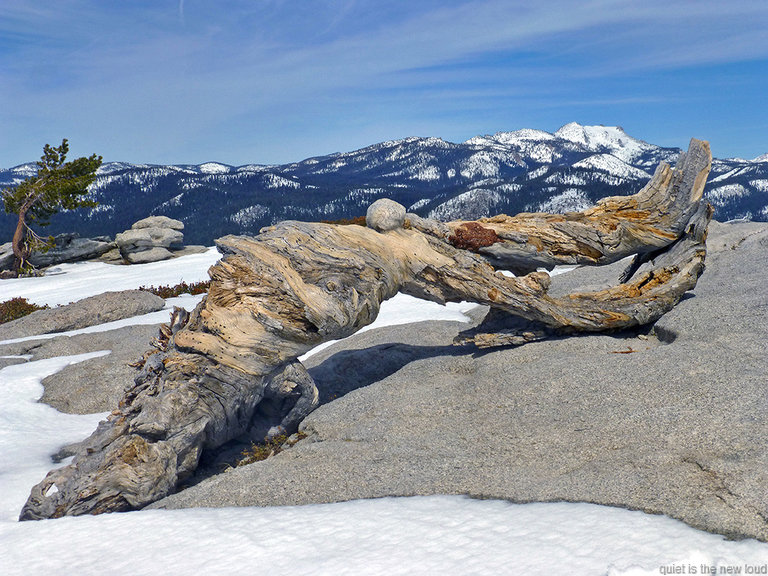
[2,139,102,274]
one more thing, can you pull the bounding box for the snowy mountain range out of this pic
[2,123,767,245]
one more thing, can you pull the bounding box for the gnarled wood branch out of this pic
[409,138,711,275]
[20,139,712,520]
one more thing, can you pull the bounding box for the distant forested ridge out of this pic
[2,123,766,245]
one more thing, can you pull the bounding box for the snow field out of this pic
[0,248,767,575]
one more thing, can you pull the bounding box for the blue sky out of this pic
[1,0,767,167]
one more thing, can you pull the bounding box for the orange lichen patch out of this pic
[580,286,640,302]
[520,271,551,293]
[487,287,500,301]
[607,209,652,221]
[481,214,514,224]
[589,195,642,213]
[449,222,502,251]
[526,235,544,252]
[644,226,678,241]
[568,267,678,302]
[559,307,632,329]
[599,218,620,231]
[595,309,633,326]
[164,354,202,377]
[598,268,677,298]
[632,268,676,292]
[117,437,149,466]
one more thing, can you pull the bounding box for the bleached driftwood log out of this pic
[20,139,712,520]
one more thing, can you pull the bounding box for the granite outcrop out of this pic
[3,221,766,541]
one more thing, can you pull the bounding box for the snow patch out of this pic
[408,198,431,211]
[0,248,221,307]
[748,179,768,193]
[573,154,651,180]
[1,238,767,574]
[538,189,594,213]
[230,205,270,226]
[711,167,749,183]
[300,294,477,361]
[412,165,441,181]
[96,162,148,175]
[544,172,587,186]
[428,189,502,220]
[494,128,556,143]
[180,179,203,191]
[235,164,269,173]
[0,352,110,521]
[86,203,115,216]
[198,162,231,174]
[10,163,39,177]
[527,165,549,179]
[263,173,300,189]
[708,183,750,204]
[497,182,522,193]
[459,151,506,179]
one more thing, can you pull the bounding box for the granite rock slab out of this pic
[150,221,768,542]
[0,290,164,341]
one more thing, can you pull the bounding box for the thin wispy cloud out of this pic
[1,0,766,165]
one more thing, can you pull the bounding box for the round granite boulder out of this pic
[366,199,406,232]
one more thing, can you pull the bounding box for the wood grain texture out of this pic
[20,139,712,520]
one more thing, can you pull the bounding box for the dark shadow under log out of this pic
[20,139,713,520]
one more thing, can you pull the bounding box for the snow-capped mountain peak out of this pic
[465,129,555,147]
[554,122,624,146]
[1,124,766,246]
[8,163,38,177]
[197,162,232,175]
[554,122,654,164]
[97,162,151,175]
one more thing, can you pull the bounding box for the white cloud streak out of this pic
[1,0,767,164]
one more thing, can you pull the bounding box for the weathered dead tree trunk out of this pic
[20,139,712,520]
[409,138,711,275]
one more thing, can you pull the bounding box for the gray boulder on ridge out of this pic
[115,216,185,264]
